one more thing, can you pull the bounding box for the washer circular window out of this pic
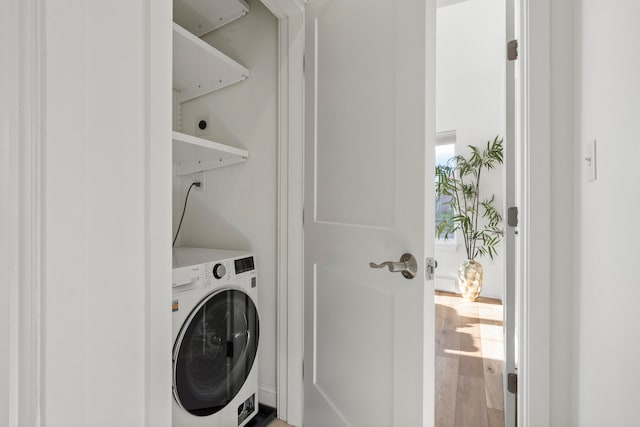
[174,289,259,416]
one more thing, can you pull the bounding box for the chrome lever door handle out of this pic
[369,253,417,279]
[369,261,406,272]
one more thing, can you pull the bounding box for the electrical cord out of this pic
[173,181,200,247]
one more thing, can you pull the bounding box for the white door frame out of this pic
[516,0,552,425]
[504,0,517,423]
[258,0,305,425]
[2,0,43,424]
[6,0,551,425]
[5,0,174,425]
[145,0,173,425]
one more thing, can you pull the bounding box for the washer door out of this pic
[174,289,259,416]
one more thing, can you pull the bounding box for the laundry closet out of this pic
[171,0,279,417]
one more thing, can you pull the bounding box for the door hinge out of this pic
[507,39,518,61]
[507,372,518,394]
[507,206,518,227]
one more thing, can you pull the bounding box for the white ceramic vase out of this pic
[457,259,483,301]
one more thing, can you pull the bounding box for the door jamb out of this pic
[145,0,173,425]
[3,0,43,424]
[517,0,552,425]
[504,0,517,423]
[259,0,305,425]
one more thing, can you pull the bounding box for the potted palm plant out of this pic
[435,135,504,301]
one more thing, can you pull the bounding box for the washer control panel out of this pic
[234,256,255,274]
[173,249,256,289]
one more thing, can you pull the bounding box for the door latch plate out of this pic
[425,257,438,280]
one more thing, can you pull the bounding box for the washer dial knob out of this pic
[212,263,226,279]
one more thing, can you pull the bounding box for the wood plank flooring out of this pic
[268,291,504,427]
[267,419,293,427]
[435,291,505,427]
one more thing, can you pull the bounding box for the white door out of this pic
[303,0,436,426]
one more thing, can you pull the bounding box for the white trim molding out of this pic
[435,129,457,145]
[144,0,173,426]
[259,0,305,425]
[259,382,278,408]
[2,0,44,424]
[437,0,469,8]
[1,0,19,423]
[518,0,551,425]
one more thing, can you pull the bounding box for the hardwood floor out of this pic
[267,291,504,427]
[435,291,505,427]
[267,418,293,427]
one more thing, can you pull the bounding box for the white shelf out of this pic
[173,23,249,103]
[174,0,249,37]
[172,131,248,175]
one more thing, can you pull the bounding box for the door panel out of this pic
[314,266,394,426]
[314,0,396,228]
[304,0,436,425]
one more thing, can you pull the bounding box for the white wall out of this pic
[549,0,575,425]
[435,0,506,300]
[43,1,172,426]
[534,1,575,426]
[174,0,279,407]
[572,1,640,425]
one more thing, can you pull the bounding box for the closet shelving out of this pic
[174,0,250,37]
[173,131,248,176]
[173,23,249,103]
[172,0,250,175]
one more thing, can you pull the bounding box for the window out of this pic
[435,132,456,242]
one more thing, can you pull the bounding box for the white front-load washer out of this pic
[172,247,259,427]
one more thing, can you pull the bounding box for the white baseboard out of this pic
[259,383,277,408]
[435,276,457,294]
